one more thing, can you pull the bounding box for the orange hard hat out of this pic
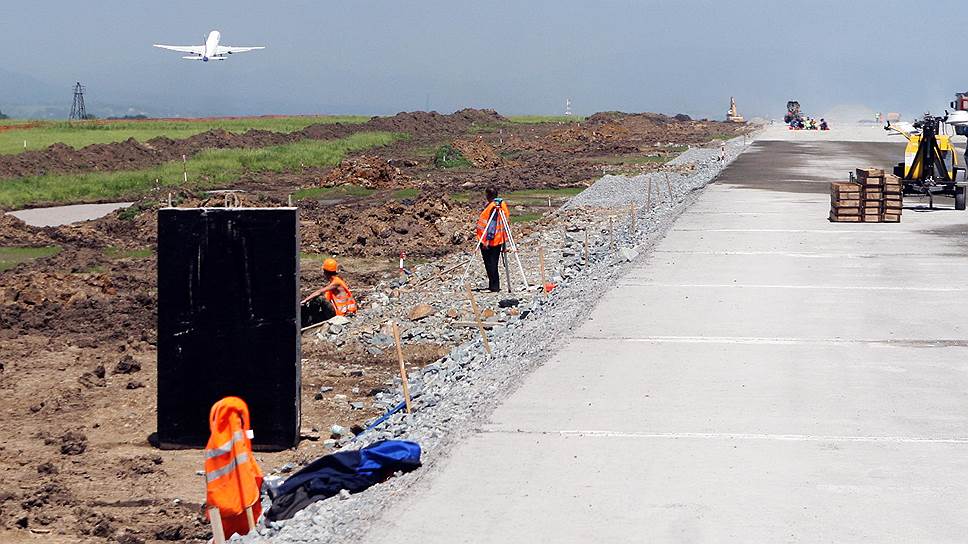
[322,258,339,272]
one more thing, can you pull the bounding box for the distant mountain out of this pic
[0,68,73,117]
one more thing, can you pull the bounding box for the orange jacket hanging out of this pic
[204,396,264,538]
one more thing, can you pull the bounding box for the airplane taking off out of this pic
[153,30,264,61]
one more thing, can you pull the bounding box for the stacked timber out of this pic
[828,168,903,223]
[829,182,861,222]
[882,174,903,222]
[857,168,884,222]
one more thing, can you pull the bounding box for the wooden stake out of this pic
[244,506,256,531]
[629,202,637,232]
[182,154,188,183]
[665,174,673,199]
[539,246,547,297]
[646,178,653,208]
[209,507,226,544]
[583,230,589,264]
[391,321,413,413]
[465,284,491,354]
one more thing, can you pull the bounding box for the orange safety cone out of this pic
[203,397,264,543]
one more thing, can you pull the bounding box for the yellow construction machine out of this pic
[886,114,967,210]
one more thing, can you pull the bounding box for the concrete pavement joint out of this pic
[653,250,962,258]
[617,282,968,292]
[572,335,968,347]
[672,228,922,234]
[483,429,968,445]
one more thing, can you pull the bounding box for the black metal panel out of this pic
[157,208,300,450]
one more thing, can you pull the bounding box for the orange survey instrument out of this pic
[204,397,264,542]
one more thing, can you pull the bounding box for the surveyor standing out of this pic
[475,187,511,292]
[301,258,357,324]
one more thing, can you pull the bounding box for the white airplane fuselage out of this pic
[202,30,221,61]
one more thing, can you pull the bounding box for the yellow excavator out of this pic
[886,113,967,210]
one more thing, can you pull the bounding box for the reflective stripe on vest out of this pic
[204,430,245,459]
[326,277,357,315]
[206,452,251,483]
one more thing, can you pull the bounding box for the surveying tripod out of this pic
[460,199,529,293]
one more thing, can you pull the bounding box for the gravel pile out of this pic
[241,134,756,543]
[564,137,749,209]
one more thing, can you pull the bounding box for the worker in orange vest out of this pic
[301,258,358,321]
[475,187,511,292]
[204,396,263,540]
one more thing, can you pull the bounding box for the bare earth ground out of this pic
[0,110,749,543]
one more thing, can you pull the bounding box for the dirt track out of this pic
[0,110,749,543]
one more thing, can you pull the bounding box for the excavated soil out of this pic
[0,109,749,543]
[0,109,505,182]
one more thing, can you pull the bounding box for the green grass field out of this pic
[0,131,406,209]
[450,187,585,206]
[0,246,61,272]
[0,116,368,155]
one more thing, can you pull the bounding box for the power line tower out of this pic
[69,82,88,121]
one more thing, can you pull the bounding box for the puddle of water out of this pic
[7,202,134,227]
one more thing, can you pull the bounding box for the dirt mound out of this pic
[0,214,55,246]
[0,270,116,307]
[302,195,473,258]
[452,138,503,168]
[363,109,506,138]
[321,155,411,189]
[542,122,637,154]
[0,109,507,183]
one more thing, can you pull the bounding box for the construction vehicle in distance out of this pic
[783,101,801,124]
[885,113,967,210]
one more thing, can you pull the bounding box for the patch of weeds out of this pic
[392,188,420,200]
[293,185,375,200]
[105,246,153,260]
[509,212,543,224]
[433,145,471,168]
[117,202,150,221]
[0,246,61,272]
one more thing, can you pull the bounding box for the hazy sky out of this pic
[1,0,963,119]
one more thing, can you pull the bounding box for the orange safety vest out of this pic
[204,397,264,539]
[475,200,510,247]
[324,276,357,316]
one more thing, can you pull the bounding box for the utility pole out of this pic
[69,82,88,121]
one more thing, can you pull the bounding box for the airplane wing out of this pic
[153,44,205,55]
[214,45,265,55]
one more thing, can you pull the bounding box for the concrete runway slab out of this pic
[364,137,968,542]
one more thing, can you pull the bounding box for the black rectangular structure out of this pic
[157,207,300,450]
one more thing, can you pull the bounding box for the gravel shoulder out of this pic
[247,132,759,543]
